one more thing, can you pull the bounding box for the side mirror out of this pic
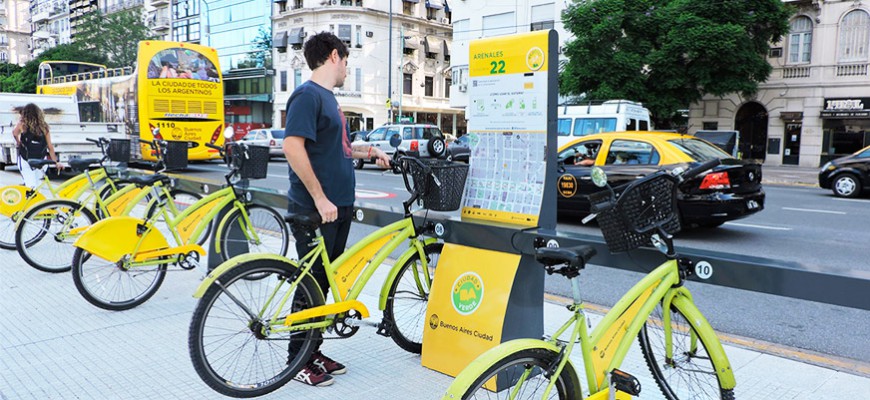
[223,126,235,140]
[590,167,608,188]
[389,133,402,148]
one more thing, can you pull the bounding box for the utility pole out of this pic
[398,24,403,122]
[387,0,393,123]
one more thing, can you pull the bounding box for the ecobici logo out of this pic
[1,188,22,205]
[451,272,484,315]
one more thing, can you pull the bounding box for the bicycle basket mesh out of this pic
[164,141,189,171]
[107,139,131,162]
[407,159,469,211]
[589,174,680,253]
[239,145,270,179]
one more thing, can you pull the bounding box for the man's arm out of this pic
[283,136,337,222]
[350,143,391,167]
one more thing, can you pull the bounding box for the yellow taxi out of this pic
[557,132,765,228]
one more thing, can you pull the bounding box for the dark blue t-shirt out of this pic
[284,81,355,209]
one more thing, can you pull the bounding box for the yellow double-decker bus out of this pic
[36,41,225,162]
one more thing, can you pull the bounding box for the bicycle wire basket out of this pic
[164,141,189,171]
[226,143,270,179]
[107,139,131,163]
[588,173,681,253]
[407,159,469,211]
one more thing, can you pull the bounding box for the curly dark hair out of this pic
[303,32,349,70]
[19,103,49,137]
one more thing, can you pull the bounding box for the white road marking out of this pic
[782,207,846,215]
[723,222,792,231]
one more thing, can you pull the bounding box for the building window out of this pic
[280,70,287,92]
[338,24,352,46]
[702,121,718,131]
[788,16,813,64]
[403,73,413,95]
[278,1,287,13]
[424,76,434,96]
[445,77,451,98]
[355,25,362,48]
[292,0,302,10]
[403,1,414,16]
[839,10,870,62]
[530,3,555,32]
[453,19,469,42]
[355,68,362,92]
[294,69,302,88]
[483,12,516,37]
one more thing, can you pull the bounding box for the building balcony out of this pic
[148,17,170,30]
[0,7,7,17]
[32,11,50,23]
[150,0,170,6]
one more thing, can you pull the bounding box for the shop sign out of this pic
[821,98,870,118]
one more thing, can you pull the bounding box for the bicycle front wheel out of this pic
[0,214,17,250]
[639,302,735,400]
[71,247,167,310]
[460,348,579,399]
[219,204,289,261]
[15,200,97,273]
[189,258,323,398]
[144,189,209,245]
[384,242,443,354]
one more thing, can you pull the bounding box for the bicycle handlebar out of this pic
[678,158,721,182]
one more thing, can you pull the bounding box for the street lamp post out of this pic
[387,0,393,123]
[199,0,212,46]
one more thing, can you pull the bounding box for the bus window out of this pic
[639,120,649,131]
[627,118,638,131]
[557,118,572,136]
[574,118,617,136]
[147,48,219,82]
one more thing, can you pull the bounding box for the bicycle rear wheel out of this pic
[15,199,97,273]
[638,302,735,400]
[460,348,579,399]
[0,214,17,250]
[71,247,167,310]
[218,204,289,261]
[384,242,443,353]
[188,258,323,398]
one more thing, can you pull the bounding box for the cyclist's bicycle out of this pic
[442,159,736,400]
[0,138,124,249]
[14,139,203,273]
[187,156,468,398]
[70,141,290,311]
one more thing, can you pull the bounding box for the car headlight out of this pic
[820,161,834,172]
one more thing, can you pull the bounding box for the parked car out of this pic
[444,134,471,162]
[351,124,447,169]
[239,129,285,157]
[819,145,870,198]
[557,132,765,229]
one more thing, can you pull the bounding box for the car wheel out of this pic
[833,173,862,198]
[428,138,446,158]
[352,158,364,169]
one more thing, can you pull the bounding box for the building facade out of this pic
[271,0,461,134]
[29,0,71,56]
[689,0,870,167]
[1,0,32,64]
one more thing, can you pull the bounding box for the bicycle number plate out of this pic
[746,200,759,210]
[695,261,714,280]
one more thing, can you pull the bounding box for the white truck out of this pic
[0,93,125,170]
[556,99,652,148]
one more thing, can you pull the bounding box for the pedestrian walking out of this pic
[13,103,62,187]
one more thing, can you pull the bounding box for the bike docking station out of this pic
[418,29,561,389]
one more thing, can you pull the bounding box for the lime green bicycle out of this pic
[442,160,736,400]
[186,156,468,397]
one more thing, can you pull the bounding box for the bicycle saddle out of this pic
[27,159,56,169]
[68,158,101,172]
[284,212,322,230]
[535,245,597,270]
[126,174,170,187]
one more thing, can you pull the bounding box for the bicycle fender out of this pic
[441,339,582,400]
[671,291,736,390]
[193,253,321,299]
[0,185,45,217]
[72,217,168,263]
[378,237,439,310]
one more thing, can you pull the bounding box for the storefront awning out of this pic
[422,37,440,53]
[288,27,304,45]
[425,0,443,9]
[442,40,449,56]
[443,0,450,13]
[272,31,287,48]
[403,37,420,50]
[402,0,419,3]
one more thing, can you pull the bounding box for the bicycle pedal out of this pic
[375,319,391,337]
[610,369,641,396]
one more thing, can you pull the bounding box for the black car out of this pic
[557,132,765,229]
[819,145,870,198]
[445,135,471,162]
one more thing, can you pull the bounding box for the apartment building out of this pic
[1,0,31,64]
[271,0,461,133]
[28,0,70,56]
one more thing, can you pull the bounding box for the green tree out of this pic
[560,0,791,128]
[75,8,155,68]
[1,44,108,93]
[243,26,273,69]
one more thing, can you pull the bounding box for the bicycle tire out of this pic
[188,258,323,398]
[638,302,735,400]
[144,189,209,245]
[384,242,443,354]
[15,199,97,273]
[71,247,167,311]
[218,204,289,262]
[460,347,579,400]
[94,181,129,219]
[0,214,18,250]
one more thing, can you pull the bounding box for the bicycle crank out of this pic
[331,310,364,338]
[177,251,200,270]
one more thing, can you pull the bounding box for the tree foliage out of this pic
[560,0,791,127]
[241,27,273,69]
[0,44,108,93]
[75,8,155,68]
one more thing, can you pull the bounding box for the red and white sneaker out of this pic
[293,363,335,387]
[310,352,347,375]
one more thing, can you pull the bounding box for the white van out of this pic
[556,100,652,148]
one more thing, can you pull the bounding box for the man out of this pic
[283,32,390,388]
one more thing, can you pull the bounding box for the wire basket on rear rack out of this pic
[164,141,189,171]
[588,173,681,253]
[226,143,270,179]
[407,159,469,211]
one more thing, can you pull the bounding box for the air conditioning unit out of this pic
[458,84,467,92]
[440,17,450,24]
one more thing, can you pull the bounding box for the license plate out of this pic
[747,200,759,210]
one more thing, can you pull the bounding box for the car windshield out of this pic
[271,130,286,139]
[668,138,730,161]
[242,132,259,141]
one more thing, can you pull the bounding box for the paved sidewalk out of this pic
[761,164,820,187]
